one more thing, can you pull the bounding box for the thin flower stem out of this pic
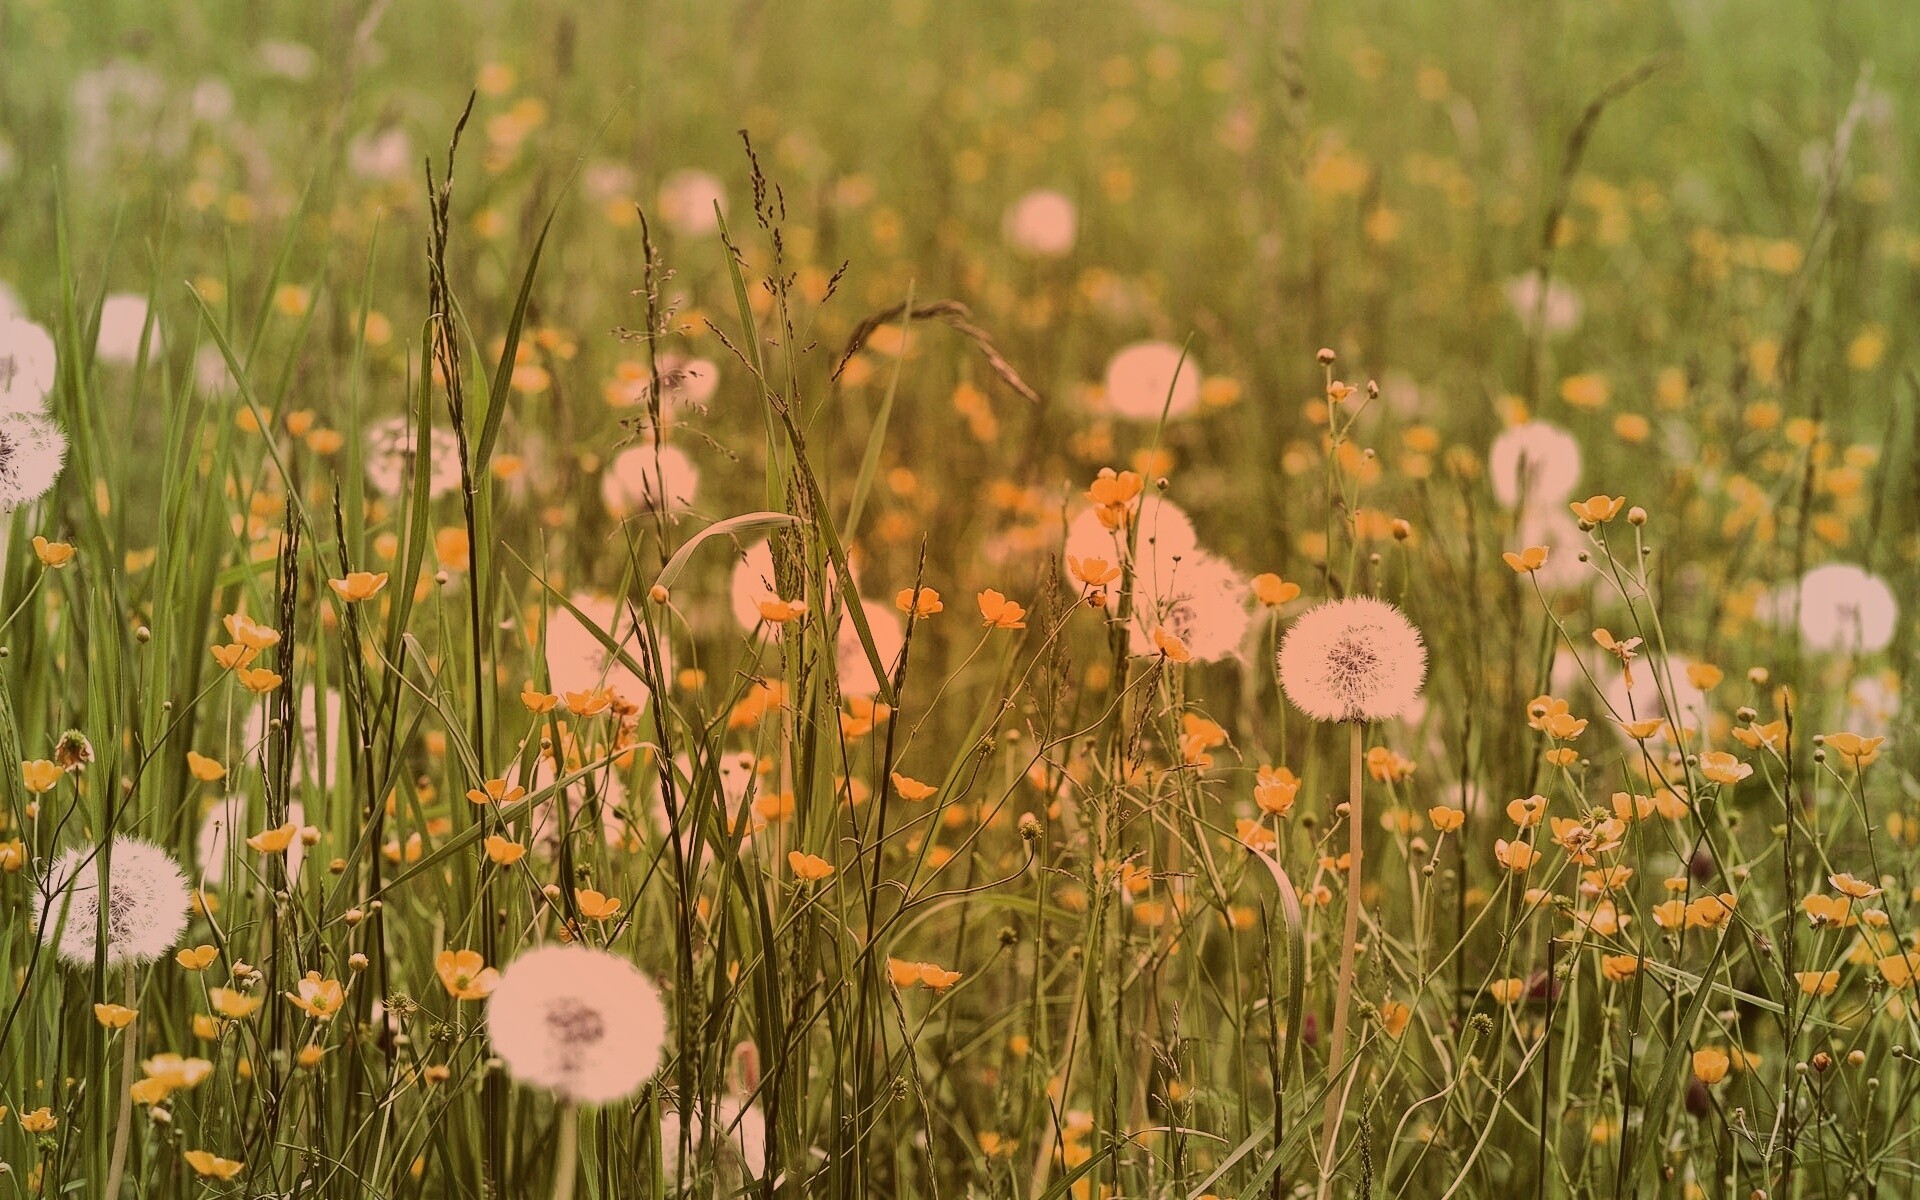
[1317,721,1365,1194]
[102,961,137,1199]
[551,1102,580,1200]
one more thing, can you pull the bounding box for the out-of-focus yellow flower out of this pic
[788,851,835,882]
[1691,1048,1730,1085]
[1502,545,1549,574]
[20,760,60,794]
[31,536,75,567]
[328,571,390,603]
[183,1150,244,1180]
[1569,495,1625,524]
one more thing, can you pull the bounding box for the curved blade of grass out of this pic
[1622,926,1733,1190]
[651,511,803,594]
[1246,846,1307,1090]
[843,281,912,541]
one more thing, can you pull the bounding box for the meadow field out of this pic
[0,0,1917,1196]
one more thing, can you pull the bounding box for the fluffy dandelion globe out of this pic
[195,797,308,888]
[1101,340,1201,421]
[1002,188,1078,258]
[95,292,160,365]
[657,168,727,238]
[346,126,413,183]
[600,439,700,518]
[0,412,69,512]
[363,415,464,499]
[1062,494,1202,583]
[1504,271,1584,338]
[545,592,670,710]
[1487,421,1582,509]
[243,685,343,787]
[1277,596,1427,723]
[660,1096,769,1180]
[0,315,58,411]
[36,836,192,967]
[1796,562,1897,655]
[1127,551,1254,663]
[485,944,667,1105]
[836,598,906,697]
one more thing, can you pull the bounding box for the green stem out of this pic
[103,962,137,1198]
[551,1102,580,1200]
[1317,722,1365,1194]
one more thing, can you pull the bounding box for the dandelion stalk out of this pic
[551,1102,580,1200]
[102,961,137,1199]
[1275,593,1425,1194]
[1317,721,1364,1192]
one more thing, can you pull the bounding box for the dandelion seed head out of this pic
[485,945,666,1105]
[1128,551,1253,663]
[0,412,67,511]
[364,415,463,499]
[0,316,57,412]
[544,593,667,711]
[1488,421,1582,509]
[96,292,160,365]
[195,797,307,888]
[601,440,699,518]
[660,1096,769,1180]
[1062,495,1201,591]
[1504,271,1583,338]
[836,598,905,697]
[1277,596,1426,723]
[657,169,727,238]
[1003,189,1078,259]
[1796,562,1896,655]
[1101,340,1201,421]
[37,836,192,967]
[242,686,342,789]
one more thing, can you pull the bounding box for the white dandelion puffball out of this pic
[346,126,413,183]
[243,685,343,788]
[1127,551,1254,663]
[1102,340,1201,421]
[96,292,160,365]
[731,539,783,633]
[1797,562,1897,655]
[1488,421,1582,509]
[195,797,307,888]
[837,598,905,697]
[1277,596,1427,723]
[660,1096,769,1180]
[486,944,667,1105]
[619,353,719,413]
[601,440,699,518]
[1843,671,1899,737]
[257,39,319,80]
[546,593,669,710]
[0,413,68,512]
[1062,494,1202,590]
[0,316,58,411]
[193,343,237,398]
[658,169,727,238]
[364,414,464,499]
[1003,189,1078,258]
[37,837,192,967]
[1504,271,1583,338]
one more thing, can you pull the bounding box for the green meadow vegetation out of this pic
[0,1,1917,1196]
